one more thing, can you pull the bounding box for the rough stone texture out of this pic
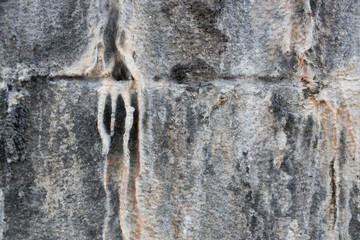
[1,0,360,239]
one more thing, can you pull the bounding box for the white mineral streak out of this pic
[97,78,134,156]
[76,1,143,238]
[0,80,5,90]
[120,96,135,240]
[98,78,135,240]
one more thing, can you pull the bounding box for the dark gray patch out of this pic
[3,101,29,163]
[249,215,258,235]
[132,51,137,62]
[170,59,217,84]
[338,128,347,168]
[349,183,360,240]
[104,8,119,64]
[310,185,326,215]
[284,114,300,153]
[4,167,45,238]
[270,92,288,119]
[203,163,215,176]
[153,102,174,179]
[188,0,228,44]
[0,89,8,162]
[338,179,346,208]
[111,59,133,81]
[0,1,90,72]
[310,0,317,14]
[120,30,126,48]
[278,50,297,78]
[170,63,191,84]
[271,192,281,216]
[186,105,198,148]
[286,177,297,217]
[314,0,360,78]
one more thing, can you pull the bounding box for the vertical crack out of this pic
[329,157,337,231]
[103,95,112,135]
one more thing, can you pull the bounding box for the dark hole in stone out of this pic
[129,93,139,171]
[153,75,161,82]
[108,95,126,157]
[170,64,191,84]
[112,60,133,81]
[103,95,112,135]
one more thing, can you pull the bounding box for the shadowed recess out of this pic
[108,95,126,157]
[112,59,134,81]
[129,93,139,172]
[103,95,112,135]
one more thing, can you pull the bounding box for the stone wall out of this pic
[0,0,360,239]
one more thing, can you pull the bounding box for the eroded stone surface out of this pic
[0,0,360,239]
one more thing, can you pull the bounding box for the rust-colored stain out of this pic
[299,53,304,67]
[290,21,306,45]
[130,79,136,91]
[310,96,319,111]
[319,100,338,147]
[131,98,144,239]
[108,156,124,167]
[120,166,129,237]
[317,99,338,231]
[312,95,359,231]
[158,81,164,88]
[103,71,111,78]
[342,104,357,157]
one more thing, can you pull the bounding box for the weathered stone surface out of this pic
[0,79,105,239]
[1,0,360,239]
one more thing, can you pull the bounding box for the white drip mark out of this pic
[97,78,134,156]
[119,88,135,240]
[98,77,135,240]
[110,93,117,137]
[123,92,135,164]
[98,90,111,156]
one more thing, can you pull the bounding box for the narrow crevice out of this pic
[129,93,139,172]
[108,95,126,158]
[103,95,112,135]
[47,75,89,81]
[329,157,337,230]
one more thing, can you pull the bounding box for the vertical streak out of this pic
[110,94,117,137]
[0,189,4,240]
[98,90,111,156]
[98,87,112,240]
[102,155,111,240]
[119,91,135,240]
